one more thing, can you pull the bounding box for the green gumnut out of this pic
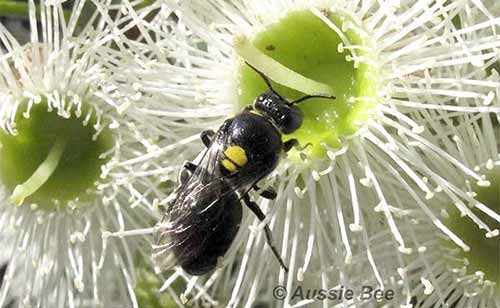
[0,101,113,210]
[238,10,377,158]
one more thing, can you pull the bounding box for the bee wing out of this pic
[152,182,234,272]
[153,126,240,272]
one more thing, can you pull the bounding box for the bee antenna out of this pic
[245,61,278,93]
[289,93,336,105]
[245,62,335,106]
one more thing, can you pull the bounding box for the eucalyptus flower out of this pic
[0,234,20,308]
[98,0,500,306]
[0,1,161,306]
[383,74,500,307]
[352,190,498,308]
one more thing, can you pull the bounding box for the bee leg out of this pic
[289,93,336,105]
[261,188,277,200]
[284,139,312,152]
[179,161,197,184]
[200,130,215,147]
[254,185,277,200]
[283,139,298,152]
[183,161,197,172]
[242,194,289,273]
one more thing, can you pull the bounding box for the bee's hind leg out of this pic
[242,194,288,273]
[200,130,215,147]
[253,185,277,200]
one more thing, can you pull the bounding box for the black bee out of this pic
[153,63,335,276]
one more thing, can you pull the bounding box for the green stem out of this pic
[234,35,336,96]
[9,136,67,206]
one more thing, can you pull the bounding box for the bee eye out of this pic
[280,107,303,134]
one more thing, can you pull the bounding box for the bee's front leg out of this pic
[283,139,298,152]
[284,139,312,152]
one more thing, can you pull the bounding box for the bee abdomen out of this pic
[172,192,242,275]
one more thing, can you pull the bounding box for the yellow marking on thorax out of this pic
[224,145,248,167]
[221,159,237,173]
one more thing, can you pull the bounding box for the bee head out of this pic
[254,91,303,134]
[245,62,335,135]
